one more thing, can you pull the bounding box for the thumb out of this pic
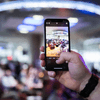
[56,52,72,64]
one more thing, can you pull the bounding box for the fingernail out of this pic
[66,61,68,63]
[48,72,54,76]
[52,72,55,76]
[48,72,52,76]
[56,60,59,63]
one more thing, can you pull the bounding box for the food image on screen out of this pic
[46,27,69,57]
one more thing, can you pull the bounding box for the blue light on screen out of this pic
[23,17,44,26]
[17,24,36,32]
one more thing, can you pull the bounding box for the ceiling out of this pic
[0,0,100,49]
[1,0,100,5]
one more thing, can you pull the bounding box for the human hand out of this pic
[39,46,91,92]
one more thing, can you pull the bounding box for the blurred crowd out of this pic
[47,39,69,52]
[0,61,44,100]
[0,60,94,100]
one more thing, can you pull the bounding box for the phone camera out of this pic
[46,22,50,24]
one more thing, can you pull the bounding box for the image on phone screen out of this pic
[45,19,70,70]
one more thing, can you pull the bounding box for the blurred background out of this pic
[0,0,100,100]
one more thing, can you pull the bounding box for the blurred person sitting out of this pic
[1,69,18,91]
[1,69,21,100]
[6,61,16,77]
[20,64,28,85]
[25,66,43,90]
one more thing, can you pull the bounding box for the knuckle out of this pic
[73,53,79,59]
[60,52,66,56]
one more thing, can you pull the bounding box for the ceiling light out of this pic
[33,15,44,20]
[19,30,29,34]
[17,24,36,32]
[0,1,100,15]
[17,46,23,51]
[68,17,78,23]
[68,17,78,27]
[23,17,44,26]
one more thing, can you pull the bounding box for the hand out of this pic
[39,46,91,92]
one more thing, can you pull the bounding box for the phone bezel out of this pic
[44,19,70,71]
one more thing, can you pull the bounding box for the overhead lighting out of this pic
[17,46,23,51]
[0,1,100,15]
[23,17,44,26]
[68,17,78,27]
[17,24,36,32]
[19,30,29,34]
[33,15,44,20]
[68,17,78,23]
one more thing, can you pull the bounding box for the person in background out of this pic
[1,69,18,91]
[25,66,43,90]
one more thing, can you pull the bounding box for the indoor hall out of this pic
[0,0,100,100]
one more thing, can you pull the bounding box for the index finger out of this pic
[40,46,44,52]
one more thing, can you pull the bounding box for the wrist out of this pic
[78,73,100,99]
[78,72,92,92]
[88,78,100,100]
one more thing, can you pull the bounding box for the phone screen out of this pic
[45,19,70,70]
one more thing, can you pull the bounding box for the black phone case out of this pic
[44,19,70,71]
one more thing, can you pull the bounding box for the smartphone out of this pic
[44,19,70,71]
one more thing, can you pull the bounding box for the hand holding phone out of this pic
[44,19,70,71]
[40,46,91,92]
